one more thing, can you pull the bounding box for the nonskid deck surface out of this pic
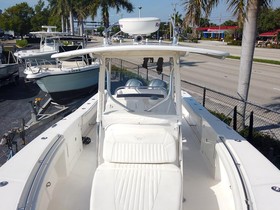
[47,128,97,210]
[47,118,234,210]
[181,119,234,210]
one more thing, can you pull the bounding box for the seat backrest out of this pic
[103,124,177,164]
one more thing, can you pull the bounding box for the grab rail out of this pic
[17,135,64,210]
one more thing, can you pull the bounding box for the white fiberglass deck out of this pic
[47,117,234,210]
[182,118,234,210]
[47,128,97,210]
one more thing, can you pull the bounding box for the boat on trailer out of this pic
[14,26,86,63]
[23,55,99,105]
[0,45,19,86]
[0,17,280,210]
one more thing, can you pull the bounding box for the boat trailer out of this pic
[0,96,87,163]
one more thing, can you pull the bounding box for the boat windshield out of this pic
[45,38,55,46]
[104,57,175,114]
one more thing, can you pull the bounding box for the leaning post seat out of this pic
[90,123,182,210]
[103,124,177,163]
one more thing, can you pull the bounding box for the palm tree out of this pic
[224,0,272,125]
[48,0,71,32]
[49,0,91,35]
[72,0,91,35]
[88,0,134,28]
[182,0,217,38]
[170,11,183,39]
[183,0,273,125]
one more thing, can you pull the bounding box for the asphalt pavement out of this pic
[181,40,280,61]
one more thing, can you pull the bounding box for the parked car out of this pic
[0,34,14,40]
[112,35,124,42]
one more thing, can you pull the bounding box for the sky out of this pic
[1,0,280,24]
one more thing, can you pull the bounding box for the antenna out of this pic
[138,6,142,18]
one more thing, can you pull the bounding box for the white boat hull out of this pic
[34,66,99,104]
[1,92,279,210]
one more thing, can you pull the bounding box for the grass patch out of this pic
[210,110,232,125]
[16,39,28,48]
[228,55,280,65]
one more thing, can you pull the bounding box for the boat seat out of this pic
[102,113,177,128]
[90,123,182,210]
[115,87,167,98]
[104,91,176,114]
[103,124,177,163]
[90,163,182,210]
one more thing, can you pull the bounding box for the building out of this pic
[197,26,238,40]
[258,29,280,44]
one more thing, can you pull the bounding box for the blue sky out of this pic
[1,0,280,24]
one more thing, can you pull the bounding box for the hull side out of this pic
[49,83,98,104]
[36,67,99,104]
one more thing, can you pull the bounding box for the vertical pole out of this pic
[248,111,254,142]
[174,54,182,122]
[138,6,142,18]
[202,88,206,107]
[233,106,237,131]
[97,58,105,123]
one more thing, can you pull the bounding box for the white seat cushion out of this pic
[103,124,177,163]
[90,163,182,210]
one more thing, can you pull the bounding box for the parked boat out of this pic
[24,55,99,104]
[0,45,19,86]
[0,17,280,210]
[14,26,85,63]
[0,63,18,80]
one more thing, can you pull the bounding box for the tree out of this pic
[182,0,217,37]
[221,20,238,26]
[48,0,92,35]
[182,0,204,37]
[234,0,273,126]
[0,2,34,37]
[72,0,91,35]
[48,0,72,32]
[199,17,211,27]
[172,12,183,27]
[31,0,50,31]
[257,7,280,34]
[89,0,134,28]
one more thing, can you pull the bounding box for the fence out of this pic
[112,58,280,141]
[182,80,280,140]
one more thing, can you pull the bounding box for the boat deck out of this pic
[48,117,235,210]
[182,119,234,210]
[48,127,97,210]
